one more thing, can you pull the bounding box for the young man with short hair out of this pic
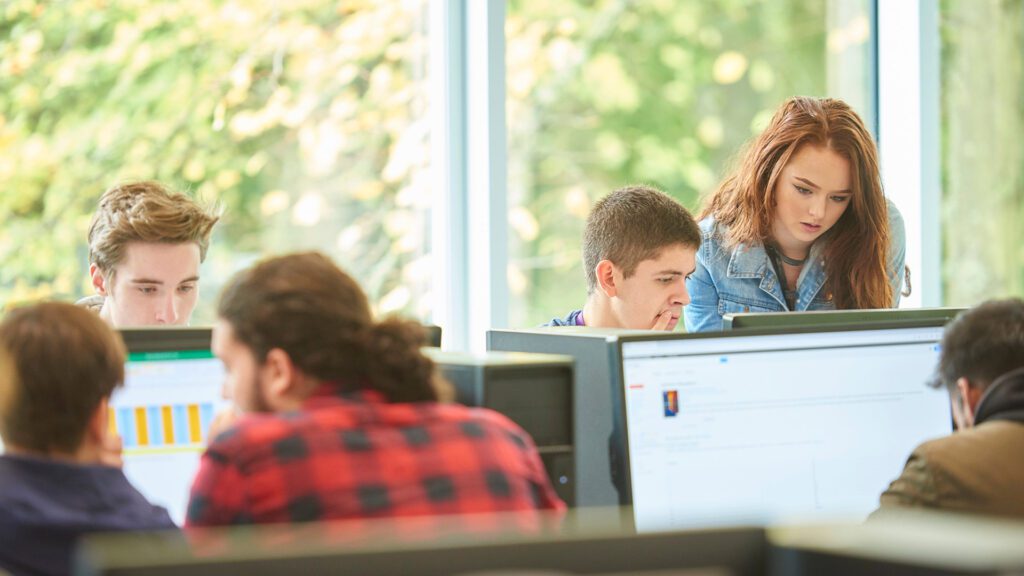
[186,252,564,527]
[0,302,175,576]
[547,185,701,330]
[78,181,220,326]
[876,298,1024,518]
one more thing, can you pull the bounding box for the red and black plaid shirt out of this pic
[185,386,565,527]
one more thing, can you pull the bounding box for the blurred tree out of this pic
[0,0,432,322]
[939,0,1024,305]
[1,0,899,329]
[505,0,871,327]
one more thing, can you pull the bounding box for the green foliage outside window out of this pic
[506,0,872,326]
[939,0,1024,305]
[0,0,431,321]
[3,0,907,328]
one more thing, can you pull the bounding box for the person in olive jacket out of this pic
[876,298,1024,518]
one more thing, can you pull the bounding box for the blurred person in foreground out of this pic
[875,298,1024,518]
[0,303,175,576]
[186,252,565,527]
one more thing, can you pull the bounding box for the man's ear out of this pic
[955,376,981,428]
[90,264,109,296]
[595,260,619,298]
[261,348,300,408]
[86,397,111,447]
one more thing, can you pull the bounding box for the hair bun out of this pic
[364,318,441,403]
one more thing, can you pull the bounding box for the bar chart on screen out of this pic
[110,402,216,454]
[110,347,227,523]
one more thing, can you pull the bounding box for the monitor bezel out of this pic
[722,307,965,331]
[118,325,438,352]
[423,324,442,348]
[119,327,213,354]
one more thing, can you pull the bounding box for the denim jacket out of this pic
[684,199,906,333]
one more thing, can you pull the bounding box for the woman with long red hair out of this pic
[684,97,906,332]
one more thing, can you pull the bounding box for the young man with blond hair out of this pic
[547,185,701,330]
[78,181,219,326]
[0,302,175,576]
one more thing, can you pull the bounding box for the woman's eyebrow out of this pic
[795,176,851,194]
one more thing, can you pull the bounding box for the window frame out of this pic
[433,0,941,348]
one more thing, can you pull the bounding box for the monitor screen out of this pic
[618,326,951,532]
[110,338,226,525]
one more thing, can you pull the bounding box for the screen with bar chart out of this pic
[110,349,226,524]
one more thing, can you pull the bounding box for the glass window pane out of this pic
[506,0,873,327]
[0,1,431,323]
[939,0,1024,305]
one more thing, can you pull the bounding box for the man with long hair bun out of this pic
[186,252,564,526]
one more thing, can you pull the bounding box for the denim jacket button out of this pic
[743,306,750,313]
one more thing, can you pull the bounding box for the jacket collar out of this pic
[725,239,830,310]
[974,366,1024,426]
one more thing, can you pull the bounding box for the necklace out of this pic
[771,247,807,267]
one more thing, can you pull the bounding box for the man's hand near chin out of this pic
[207,408,242,442]
[650,308,682,331]
[98,433,124,468]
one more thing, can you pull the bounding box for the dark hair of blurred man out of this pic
[0,302,175,576]
[876,298,1024,518]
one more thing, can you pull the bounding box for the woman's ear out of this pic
[595,260,618,298]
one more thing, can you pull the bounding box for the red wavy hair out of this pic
[700,97,892,309]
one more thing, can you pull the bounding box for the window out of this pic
[505,0,874,327]
[939,0,1024,305]
[0,0,431,322]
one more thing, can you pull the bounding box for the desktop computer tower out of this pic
[487,327,649,507]
[424,349,576,507]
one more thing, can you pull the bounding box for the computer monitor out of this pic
[115,328,225,525]
[722,307,965,331]
[422,324,442,347]
[612,325,953,532]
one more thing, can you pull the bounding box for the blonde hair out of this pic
[700,97,892,310]
[87,181,220,273]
